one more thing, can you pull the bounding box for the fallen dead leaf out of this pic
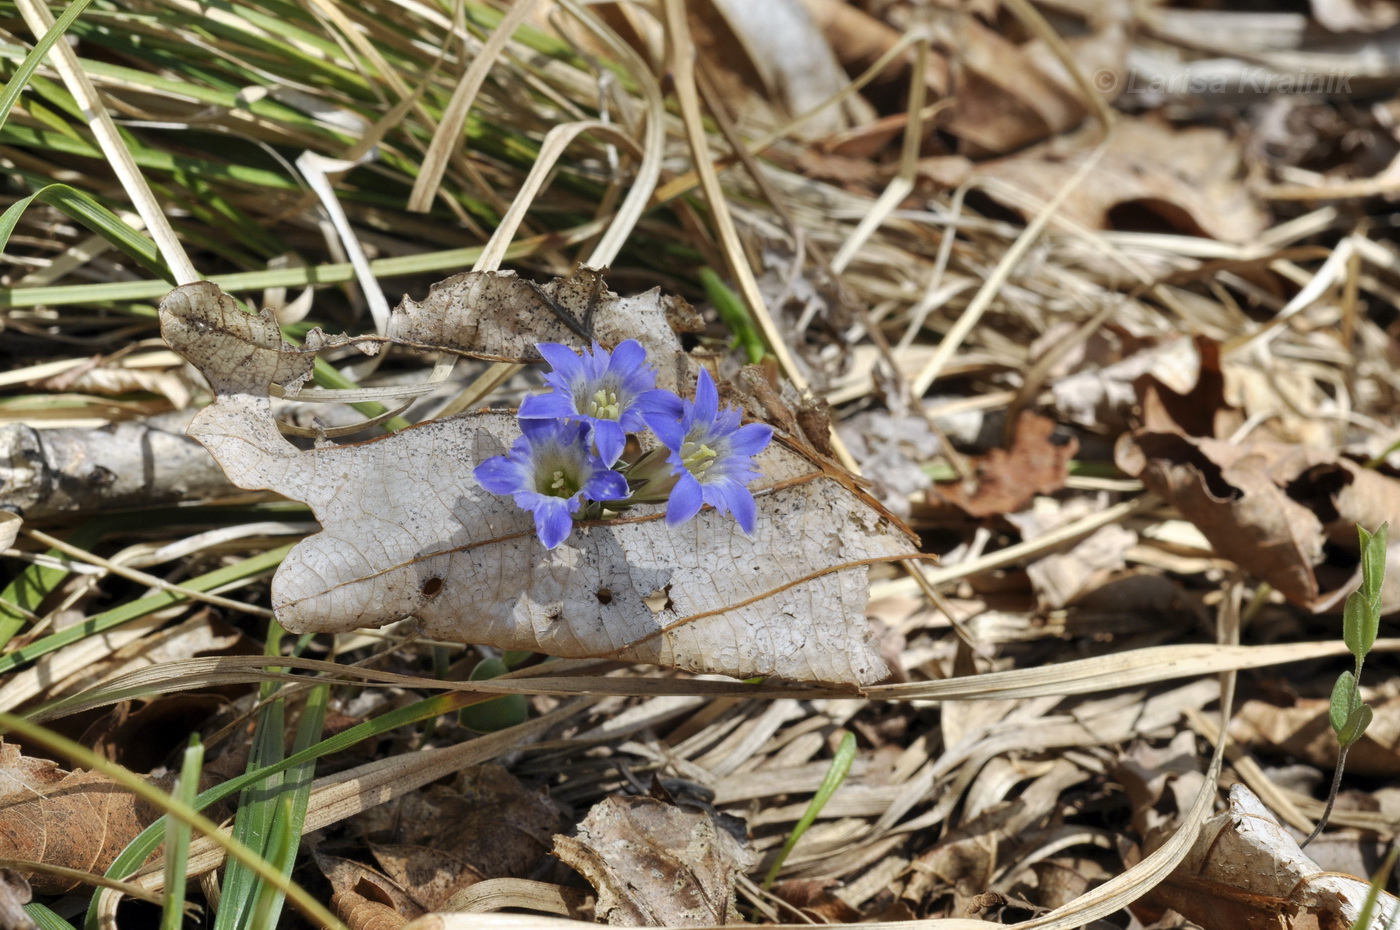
[552,794,757,927]
[0,742,164,893]
[158,275,921,685]
[973,117,1268,242]
[1230,696,1400,777]
[1116,432,1400,611]
[356,765,558,911]
[928,411,1076,518]
[1147,783,1400,928]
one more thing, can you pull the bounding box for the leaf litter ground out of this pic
[4,0,1400,928]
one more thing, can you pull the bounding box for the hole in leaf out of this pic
[643,584,674,614]
[596,588,613,605]
[420,577,444,598]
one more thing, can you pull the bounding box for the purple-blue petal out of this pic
[591,420,626,467]
[608,339,648,375]
[536,343,583,380]
[474,454,525,495]
[727,422,773,458]
[708,479,757,534]
[666,472,704,526]
[532,497,575,549]
[518,391,578,420]
[692,367,719,425]
[633,388,683,421]
[584,467,630,502]
[644,410,688,451]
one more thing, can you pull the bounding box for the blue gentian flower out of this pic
[518,340,677,466]
[643,368,773,534]
[474,419,629,549]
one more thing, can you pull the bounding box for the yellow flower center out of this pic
[681,440,718,476]
[585,388,620,420]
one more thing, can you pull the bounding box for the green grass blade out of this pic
[24,902,78,930]
[0,518,108,650]
[90,689,478,930]
[0,0,99,133]
[0,183,172,281]
[762,730,857,889]
[214,622,290,930]
[0,543,291,678]
[160,735,204,930]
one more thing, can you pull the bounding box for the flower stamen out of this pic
[681,440,718,476]
[586,388,621,420]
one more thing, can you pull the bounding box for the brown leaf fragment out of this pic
[935,12,1126,156]
[0,742,164,893]
[0,868,35,930]
[929,412,1076,518]
[159,279,919,685]
[769,878,860,922]
[552,794,757,927]
[972,117,1268,243]
[1116,433,1400,611]
[357,766,558,910]
[1149,784,1400,928]
[315,850,425,930]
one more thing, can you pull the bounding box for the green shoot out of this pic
[1349,845,1399,930]
[700,267,766,364]
[762,730,856,890]
[458,654,529,732]
[1305,522,1388,848]
[159,735,203,930]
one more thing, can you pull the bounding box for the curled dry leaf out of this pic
[314,849,425,930]
[1116,432,1400,611]
[551,794,757,927]
[0,742,163,894]
[158,276,919,685]
[1148,783,1400,928]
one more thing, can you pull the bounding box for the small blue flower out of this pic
[643,367,773,534]
[519,340,679,466]
[474,419,629,549]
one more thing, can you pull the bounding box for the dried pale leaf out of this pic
[937,11,1127,156]
[1150,783,1400,928]
[0,512,18,552]
[159,280,917,685]
[388,268,698,390]
[1230,696,1400,776]
[1310,0,1400,31]
[0,742,163,893]
[973,117,1268,242]
[0,867,34,930]
[552,794,757,927]
[701,0,861,137]
[1116,433,1400,611]
[40,363,192,409]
